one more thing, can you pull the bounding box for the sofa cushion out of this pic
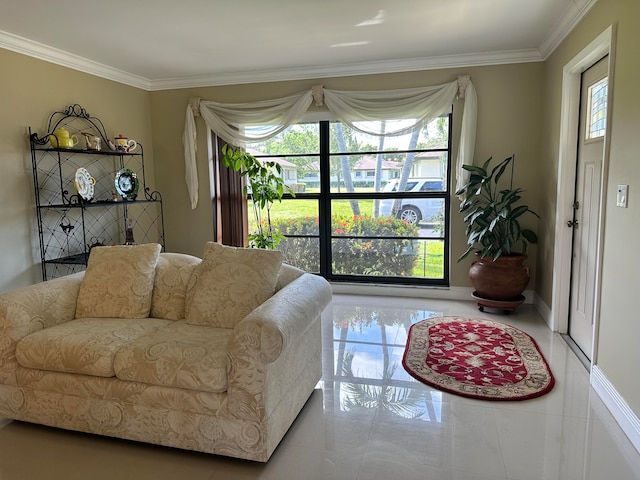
[15,317,172,377]
[113,321,232,393]
[76,243,162,319]
[275,264,305,292]
[150,253,201,320]
[185,242,283,328]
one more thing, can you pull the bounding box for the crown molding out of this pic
[0,27,542,92]
[538,0,599,59]
[0,30,151,90]
[148,49,543,91]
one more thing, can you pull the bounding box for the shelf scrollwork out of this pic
[30,103,111,148]
[145,188,162,202]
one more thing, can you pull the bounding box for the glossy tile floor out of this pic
[1,294,640,480]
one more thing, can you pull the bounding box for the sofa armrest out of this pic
[232,272,331,363]
[0,273,83,382]
[225,273,331,419]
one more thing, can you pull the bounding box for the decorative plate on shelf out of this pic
[115,168,139,200]
[74,167,95,201]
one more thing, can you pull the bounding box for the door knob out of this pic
[567,220,579,228]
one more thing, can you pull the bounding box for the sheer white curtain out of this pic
[182,91,313,208]
[323,79,476,194]
[322,82,458,136]
[183,77,476,208]
[456,78,477,194]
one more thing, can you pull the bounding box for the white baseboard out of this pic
[533,292,553,329]
[330,283,534,304]
[591,365,640,454]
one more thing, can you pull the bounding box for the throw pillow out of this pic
[75,243,162,319]
[185,242,283,328]
[150,253,201,320]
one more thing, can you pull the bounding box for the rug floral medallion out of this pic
[402,316,555,401]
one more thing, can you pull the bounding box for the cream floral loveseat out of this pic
[0,242,331,462]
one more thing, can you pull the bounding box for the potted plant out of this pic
[455,155,539,302]
[221,145,293,249]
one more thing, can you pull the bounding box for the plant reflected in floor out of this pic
[341,350,427,420]
[329,301,444,422]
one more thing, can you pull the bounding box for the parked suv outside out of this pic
[379,178,445,225]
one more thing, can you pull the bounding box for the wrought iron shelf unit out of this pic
[43,253,89,266]
[32,146,142,156]
[30,104,165,280]
[37,199,160,210]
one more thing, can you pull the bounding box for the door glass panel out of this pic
[586,78,607,140]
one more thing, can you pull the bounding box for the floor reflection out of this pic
[326,298,444,423]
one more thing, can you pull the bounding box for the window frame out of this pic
[250,115,453,286]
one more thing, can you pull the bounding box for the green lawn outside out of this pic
[262,198,375,220]
[411,241,445,278]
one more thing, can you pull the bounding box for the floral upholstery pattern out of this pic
[150,253,201,320]
[0,373,267,460]
[0,251,332,462]
[15,317,172,377]
[226,274,331,422]
[0,272,84,385]
[185,243,283,328]
[275,264,304,292]
[76,243,161,319]
[114,321,232,393]
[14,368,226,415]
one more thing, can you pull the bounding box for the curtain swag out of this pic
[183,76,476,209]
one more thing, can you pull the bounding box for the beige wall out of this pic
[0,48,154,293]
[540,0,640,414]
[149,63,544,286]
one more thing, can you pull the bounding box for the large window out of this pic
[246,115,451,286]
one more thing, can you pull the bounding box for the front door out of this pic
[568,56,608,359]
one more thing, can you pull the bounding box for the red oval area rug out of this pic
[402,316,555,401]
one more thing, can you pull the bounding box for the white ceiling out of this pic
[0,0,596,91]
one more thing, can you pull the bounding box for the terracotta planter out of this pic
[469,253,529,301]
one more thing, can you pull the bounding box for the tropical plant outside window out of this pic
[245,116,451,285]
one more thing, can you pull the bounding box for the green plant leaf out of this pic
[511,218,521,239]
[510,204,529,219]
[475,216,490,228]
[481,157,493,171]
[492,156,512,184]
[463,208,485,224]
[521,229,538,243]
[489,216,501,232]
[462,164,488,176]
[457,246,474,262]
